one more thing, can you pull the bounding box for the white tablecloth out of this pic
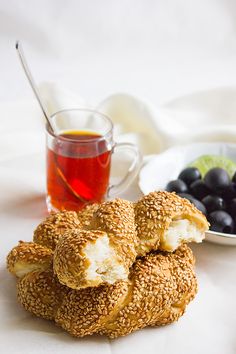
[0,101,236,354]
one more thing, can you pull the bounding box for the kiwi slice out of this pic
[188,155,236,178]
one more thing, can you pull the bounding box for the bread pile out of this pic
[6,191,208,338]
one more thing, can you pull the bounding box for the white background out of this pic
[2,0,236,105]
[1,2,236,354]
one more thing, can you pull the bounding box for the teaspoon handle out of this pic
[16,40,54,133]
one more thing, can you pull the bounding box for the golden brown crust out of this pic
[53,229,109,289]
[135,191,208,255]
[7,241,53,277]
[17,269,68,320]
[55,281,129,336]
[77,203,99,228]
[88,199,138,269]
[152,245,196,327]
[101,245,197,338]
[33,211,81,250]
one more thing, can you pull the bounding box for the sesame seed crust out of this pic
[135,191,208,255]
[17,269,68,320]
[100,244,197,338]
[55,280,129,336]
[33,211,81,250]
[77,203,99,228]
[88,199,138,269]
[6,241,53,277]
[53,229,110,289]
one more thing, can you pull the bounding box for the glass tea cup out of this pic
[46,108,142,211]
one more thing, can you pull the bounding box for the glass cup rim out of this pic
[46,108,114,144]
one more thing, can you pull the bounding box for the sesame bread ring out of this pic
[33,211,81,250]
[135,191,209,254]
[53,229,128,289]
[6,192,206,339]
[17,269,68,320]
[7,241,53,278]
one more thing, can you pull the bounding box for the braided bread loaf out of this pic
[6,191,207,338]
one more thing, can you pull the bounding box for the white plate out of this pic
[139,142,236,246]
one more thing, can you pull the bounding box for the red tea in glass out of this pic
[46,109,141,212]
[47,131,111,211]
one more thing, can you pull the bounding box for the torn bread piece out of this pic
[87,198,138,270]
[135,191,209,254]
[7,241,53,277]
[53,229,128,289]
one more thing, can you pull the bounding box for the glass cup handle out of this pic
[107,142,142,198]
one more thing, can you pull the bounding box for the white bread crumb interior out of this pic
[84,234,127,284]
[162,219,204,252]
[14,262,47,278]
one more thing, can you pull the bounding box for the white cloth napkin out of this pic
[39,83,236,155]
